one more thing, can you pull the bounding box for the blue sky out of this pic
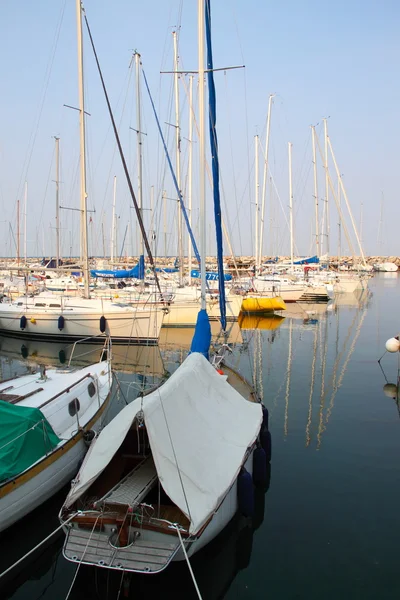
[0,0,398,258]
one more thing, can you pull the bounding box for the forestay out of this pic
[66,353,262,534]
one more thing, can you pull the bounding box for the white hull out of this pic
[0,296,163,343]
[373,262,398,272]
[163,295,242,327]
[0,413,104,532]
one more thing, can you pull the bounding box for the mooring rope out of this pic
[175,525,202,600]
[0,512,77,580]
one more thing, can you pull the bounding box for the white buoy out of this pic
[385,337,400,353]
[383,383,398,399]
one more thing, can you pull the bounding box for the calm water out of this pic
[1,274,400,600]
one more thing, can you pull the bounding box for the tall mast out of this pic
[54,136,60,269]
[76,0,90,297]
[259,94,274,260]
[288,142,294,269]
[338,176,341,261]
[173,31,184,286]
[254,135,259,273]
[163,190,167,258]
[17,199,20,265]
[188,74,194,284]
[323,118,330,258]
[311,126,320,259]
[134,52,144,257]
[111,175,117,263]
[198,0,206,308]
[24,181,27,265]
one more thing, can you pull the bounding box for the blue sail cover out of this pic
[205,0,226,331]
[190,309,212,359]
[191,269,232,281]
[91,255,145,279]
[293,255,319,265]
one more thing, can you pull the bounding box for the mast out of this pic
[111,175,117,263]
[288,142,294,269]
[254,135,259,273]
[17,199,20,265]
[134,52,144,257]
[311,126,320,259]
[24,181,27,265]
[323,118,330,258]
[163,190,167,258]
[259,94,274,261]
[173,31,184,286]
[54,136,60,269]
[198,0,206,308]
[338,176,341,261]
[188,74,194,285]
[76,0,90,298]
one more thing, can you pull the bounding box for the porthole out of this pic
[68,398,80,416]
[88,382,96,398]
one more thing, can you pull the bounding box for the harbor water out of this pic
[1,273,399,599]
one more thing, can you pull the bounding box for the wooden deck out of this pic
[64,527,180,573]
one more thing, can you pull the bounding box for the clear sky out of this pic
[0,0,398,259]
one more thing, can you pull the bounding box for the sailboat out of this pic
[0,338,112,533]
[59,0,269,576]
[0,0,163,345]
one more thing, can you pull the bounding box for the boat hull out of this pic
[241,295,286,313]
[0,306,162,344]
[0,393,110,533]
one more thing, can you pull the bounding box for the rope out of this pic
[64,513,101,600]
[175,526,202,600]
[0,512,77,580]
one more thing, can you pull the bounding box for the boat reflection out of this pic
[238,313,285,330]
[0,336,165,376]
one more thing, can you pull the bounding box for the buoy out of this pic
[253,447,268,489]
[383,383,398,399]
[261,404,269,430]
[216,368,224,375]
[99,315,106,333]
[259,427,272,463]
[30,317,36,324]
[237,468,254,517]
[20,315,27,330]
[58,315,65,331]
[385,337,400,353]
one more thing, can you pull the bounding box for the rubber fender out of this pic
[253,447,268,489]
[58,315,65,331]
[20,315,27,330]
[237,468,254,517]
[261,404,269,430]
[260,427,272,463]
[100,315,106,333]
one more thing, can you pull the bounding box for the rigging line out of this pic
[64,514,101,600]
[84,12,165,301]
[15,0,67,204]
[37,143,57,238]
[0,512,77,580]
[156,388,193,524]
[142,67,201,265]
[175,525,203,600]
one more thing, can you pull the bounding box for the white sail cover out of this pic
[66,353,262,534]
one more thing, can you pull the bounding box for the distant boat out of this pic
[373,262,398,272]
[0,341,112,532]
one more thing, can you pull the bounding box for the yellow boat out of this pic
[238,313,285,331]
[241,295,286,313]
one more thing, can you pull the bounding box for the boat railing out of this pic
[67,335,112,368]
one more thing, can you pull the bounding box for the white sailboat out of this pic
[0,0,163,345]
[59,0,269,577]
[0,339,112,532]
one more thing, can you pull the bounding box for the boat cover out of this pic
[0,401,61,483]
[65,353,262,534]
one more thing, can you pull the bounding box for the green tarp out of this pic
[0,400,61,483]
